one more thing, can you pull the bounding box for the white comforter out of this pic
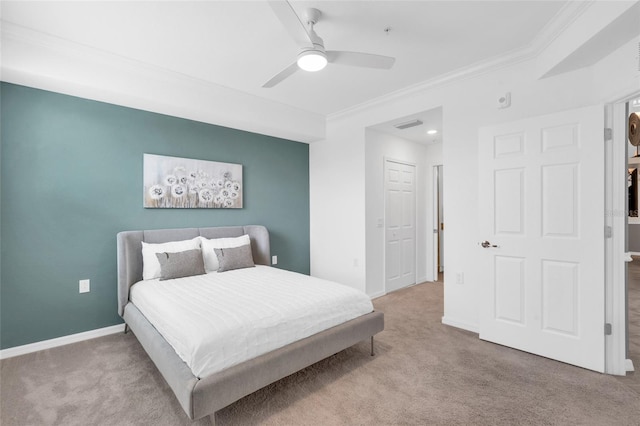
[130,265,373,378]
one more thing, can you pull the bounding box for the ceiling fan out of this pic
[263,1,396,88]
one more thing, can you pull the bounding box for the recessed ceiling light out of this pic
[427,129,438,135]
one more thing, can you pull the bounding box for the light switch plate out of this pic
[79,279,90,293]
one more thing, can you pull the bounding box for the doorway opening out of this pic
[364,106,443,297]
[624,95,640,373]
[605,90,640,375]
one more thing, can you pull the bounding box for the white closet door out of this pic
[385,160,416,293]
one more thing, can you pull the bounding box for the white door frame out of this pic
[432,165,443,281]
[606,89,640,375]
[383,157,417,293]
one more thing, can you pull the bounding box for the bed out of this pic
[117,225,384,424]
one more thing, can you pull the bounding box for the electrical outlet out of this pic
[79,279,90,293]
[272,255,278,265]
[455,273,464,285]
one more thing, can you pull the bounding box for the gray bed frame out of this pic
[117,225,384,424]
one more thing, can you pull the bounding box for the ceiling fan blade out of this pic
[326,51,395,69]
[268,1,314,48]
[262,61,299,88]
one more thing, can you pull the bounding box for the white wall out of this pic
[364,130,443,298]
[309,120,367,291]
[310,36,640,331]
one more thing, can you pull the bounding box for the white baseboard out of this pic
[0,324,126,360]
[441,316,479,334]
[369,291,387,300]
[626,359,635,372]
[629,252,640,256]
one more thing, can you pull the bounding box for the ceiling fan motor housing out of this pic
[304,8,322,26]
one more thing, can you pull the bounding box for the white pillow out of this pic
[200,234,251,273]
[141,237,201,280]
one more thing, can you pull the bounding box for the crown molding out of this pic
[528,0,595,55]
[327,1,595,122]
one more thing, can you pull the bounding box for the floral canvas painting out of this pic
[143,154,242,208]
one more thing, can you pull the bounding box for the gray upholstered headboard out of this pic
[116,225,270,316]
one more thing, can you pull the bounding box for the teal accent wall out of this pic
[0,83,310,349]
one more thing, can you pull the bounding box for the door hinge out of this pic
[605,226,612,238]
[604,128,613,141]
[605,323,612,335]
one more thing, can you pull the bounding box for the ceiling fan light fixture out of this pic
[297,50,328,72]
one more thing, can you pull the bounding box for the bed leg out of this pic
[371,336,375,356]
[207,412,217,426]
[124,324,129,334]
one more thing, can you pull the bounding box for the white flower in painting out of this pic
[224,180,233,189]
[174,166,186,173]
[199,188,214,203]
[231,181,241,192]
[214,195,224,204]
[188,185,198,194]
[148,185,166,200]
[220,188,231,198]
[223,199,234,208]
[230,191,239,199]
[223,171,232,179]
[178,176,189,185]
[216,179,225,188]
[172,185,186,198]
[196,180,208,188]
[164,175,178,186]
[189,171,197,179]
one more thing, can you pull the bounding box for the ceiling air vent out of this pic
[394,119,423,130]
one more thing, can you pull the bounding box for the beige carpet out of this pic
[1,277,639,426]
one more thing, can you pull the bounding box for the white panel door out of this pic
[478,105,605,372]
[385,160,416,293]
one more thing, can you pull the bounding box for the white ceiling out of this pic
[1,0,569,117]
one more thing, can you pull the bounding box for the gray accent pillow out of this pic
[155,249,206,280]
[214,244,255,272]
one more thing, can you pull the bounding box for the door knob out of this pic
[480,240,499,248]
